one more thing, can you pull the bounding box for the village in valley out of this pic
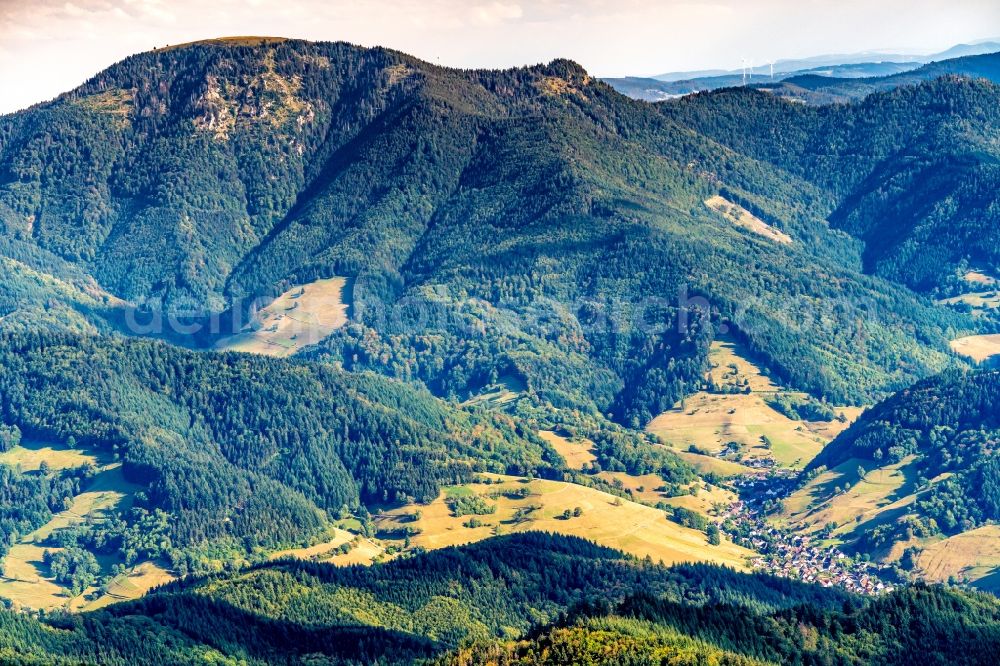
[722,473,894,596]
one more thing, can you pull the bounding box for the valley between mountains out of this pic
[0,35,999,664]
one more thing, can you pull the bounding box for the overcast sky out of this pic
[1,0,998,114]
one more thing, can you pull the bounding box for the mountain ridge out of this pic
[0,37,983,422]
[609,46,1000,102]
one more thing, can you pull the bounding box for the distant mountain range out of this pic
[760,50,1000,103]
[606,40,1000,101]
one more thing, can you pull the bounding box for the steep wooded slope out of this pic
[807,369,1000,547]
[664,77,1000,294]
[0,332,554,567]
[0,38,976,421]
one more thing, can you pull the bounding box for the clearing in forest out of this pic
[937,291,1000,313]
[646,339,857,470]
[538,430,597,471]
[462,375,526,408]
[267,527,383,567]
[214,277,352,357]
[85,562,175,611]
[950,334,1000,363]
[937,270,1000,316]
[0,441,101,473]
[372,475,753,569]
[705,195,792,245]
[964,270,998,286]
[0,451,155,611]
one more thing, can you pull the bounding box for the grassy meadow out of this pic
[213,277,352,357]
[646,339,858,470]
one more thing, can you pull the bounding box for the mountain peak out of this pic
[157,36,291,51]
[544,58,590,79]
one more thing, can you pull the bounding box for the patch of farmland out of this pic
[83,562,175,611]
[596,471,675,505]
[647,339,860,470]
[373,475,753,569]
[647,392,830,470]
[0,441,104,473]
[538,430,597,471]
[776,457,918,542]
[950,334,1000,363]
[268,528,357,561]
[705,195,792,245]
[0,456,145,611]
[706,338,781,393]
[214,276,351,357]
[462,375,526,408]
[964,270,998,286]
[674,450,756,477]
[937,291,1000,312]
[915,526,1000,592]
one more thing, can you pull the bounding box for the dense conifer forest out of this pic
[0,534,995,665]
[0,332,568,565]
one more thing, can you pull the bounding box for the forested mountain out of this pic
[443,580,1000,666]
[0,37,978,429]
[666,76,1000,295]
[0,332,560,570]
[0,533,996,665]
[607,48,1000,102]
[0,31,995,664]
[605,61,922,102]
[807,369,1000,551]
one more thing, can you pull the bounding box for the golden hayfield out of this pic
[950,334,1000,363]
[267,528,357,561]
[776,457,918,542]
[0,460,145,611]
[916,526,1000,592]
[539,430,597,471]
[964,270,998,286]
[706,339,781,393]
[214,277,351,357]
[648,392,829,469]
[647,340,860,470]
[372,475,753,569]
[0,441,103,473]
[674,450,756,477]
[705,195,792,245]
[596,471,677,505]
[82,562,175,611]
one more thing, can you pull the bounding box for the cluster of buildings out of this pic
[720,474,894,597]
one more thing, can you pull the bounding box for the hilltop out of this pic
[0,534,998,665]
